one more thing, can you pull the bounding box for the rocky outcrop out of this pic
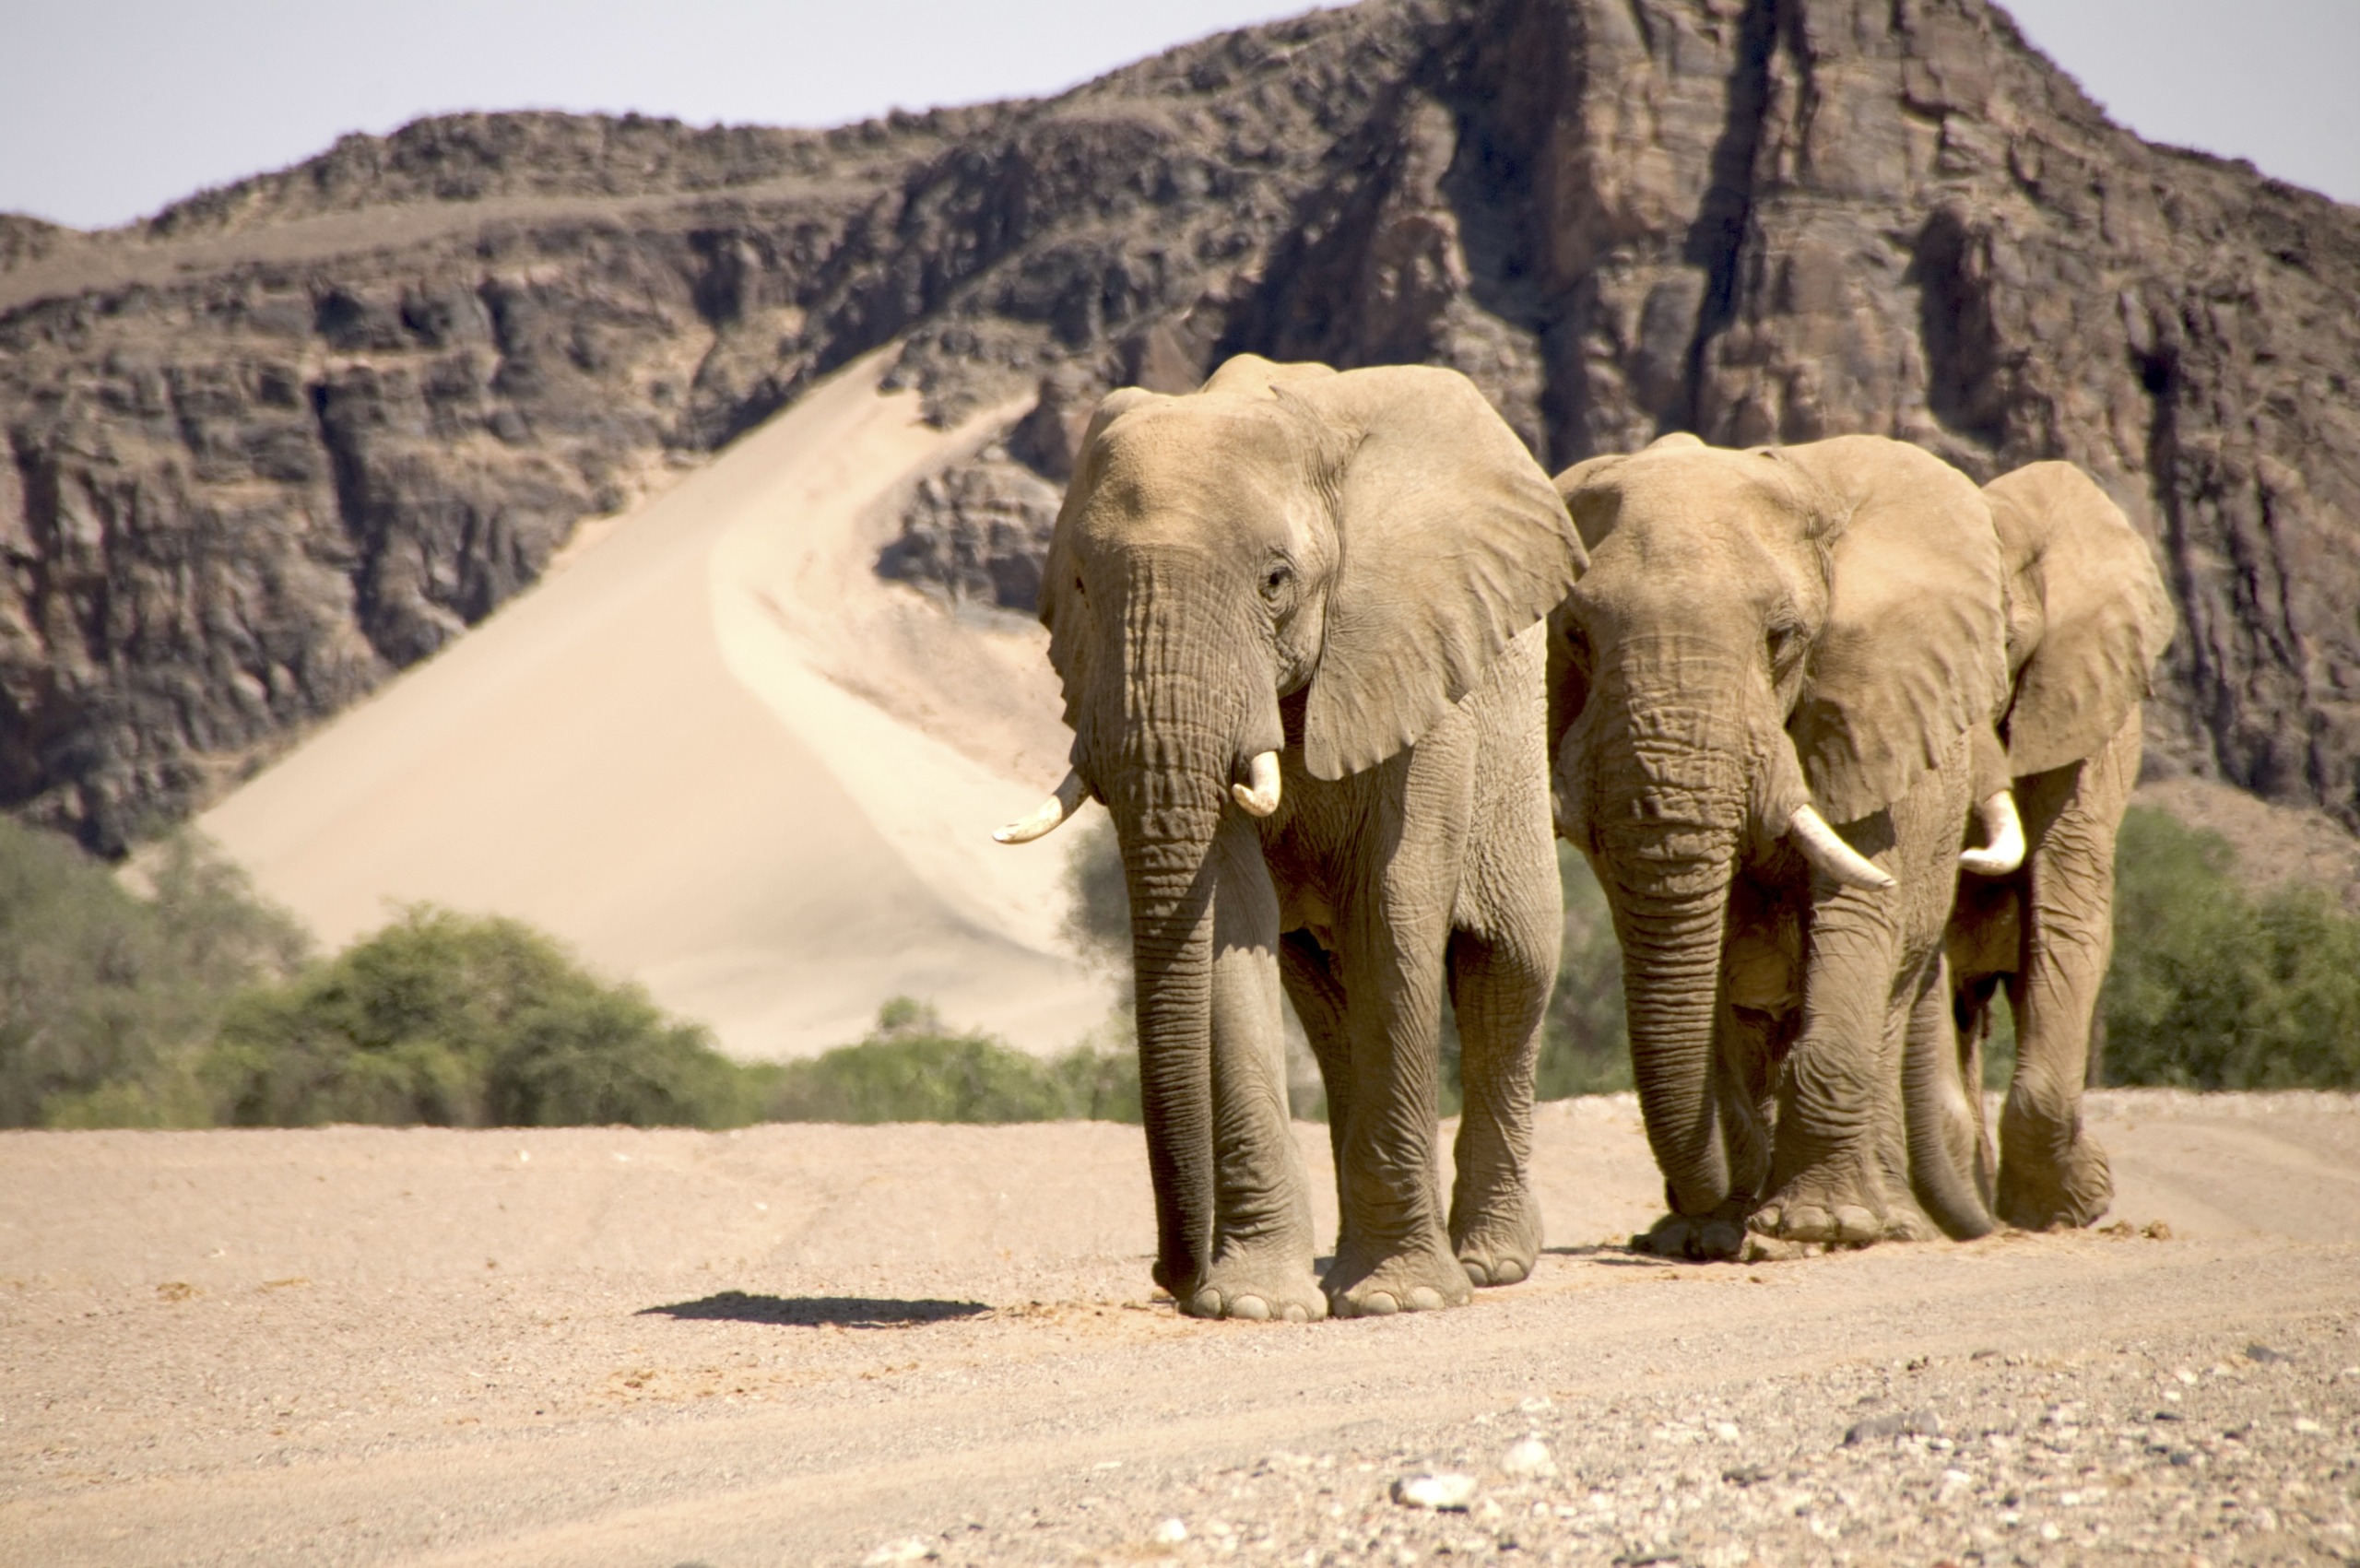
[901,0,2360,825]
[877,451,1063,614]
[2,0,2357,851]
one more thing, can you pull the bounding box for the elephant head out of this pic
[999,354,1580,1296]
[1552,432,2007,1222]
[1954,463,2177,878]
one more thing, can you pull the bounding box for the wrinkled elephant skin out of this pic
[1945,463,2177,1232]
[1012,356,1585,1318]
[1551,433,2009,1256]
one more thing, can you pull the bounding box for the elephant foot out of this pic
[1740,1232,1811,1263]
[1452,1186,1542,1287]
[1325,1235,1473,1318]
[1880,1206,1940,1243]
[1183,1251,1328,1323]
[1752,1161,1885,1246]
[1631,1209,1748,1262]
[1750,1200,1880,1245]
[1996,1133,2114,1232]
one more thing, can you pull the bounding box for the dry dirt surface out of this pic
[4,1091,2356,1568]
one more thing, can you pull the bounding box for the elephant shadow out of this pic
[1540,1244,1676,1268]
[638,1291,989,1328]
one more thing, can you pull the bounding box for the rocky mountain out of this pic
[3,0,2357,855]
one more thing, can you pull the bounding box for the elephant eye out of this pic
[1766,624,1799,668]
[1261,561,1292,598]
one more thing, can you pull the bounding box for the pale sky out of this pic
[1,0,2353,232]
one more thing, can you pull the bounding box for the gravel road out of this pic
[3,1092,2354,1567]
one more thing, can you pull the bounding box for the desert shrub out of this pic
[766,997,1140,1124]
[1046,1008,1146,1123]
[1538,844,1634,1097]
[203,905,756,1127]
[0,822,308,1127]
[2101,807,2360,1089]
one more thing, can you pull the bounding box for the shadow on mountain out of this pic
[639,1291,990,1328]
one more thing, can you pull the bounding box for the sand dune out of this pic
[200,351,1112,1059]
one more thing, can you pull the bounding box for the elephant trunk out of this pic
[1117,787,1223,1294]
[1097,557,1277,1296]
[1602,845,1738,1215]
[1903,987,2000,1239]
[1570,656,1766,1218]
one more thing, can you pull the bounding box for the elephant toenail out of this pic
[1833,1206,1879,1243]
[1228,1294,1270,1321]
[1357,1291,1401,1316]
[1461,1260,1491,1286]
[1405,1285,1446,1311]
[1491,1259,1528,1285]
[1187,1289,1222,1318]
[1281,1303,1309,1323]
[1700,1220,1744,1257]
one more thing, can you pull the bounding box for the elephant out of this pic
[1935,462,2176,1232]
[1550,431,2010,1258]
[997,353,1584,1319]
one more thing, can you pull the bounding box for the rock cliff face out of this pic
[3,0,2357,852]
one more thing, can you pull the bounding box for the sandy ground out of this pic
[198,353,1109,1060]
[3,1092,2355,1567]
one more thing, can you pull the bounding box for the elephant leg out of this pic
[1189,819,1327,1322]
[1443,747,1560,1289]
[1279,929,1352,1254]
[1757,737,1971,1247]
[1445,919,1553,1288]
[1323,790,1474,1316]
[1754,887,1905,1244]
[1899,949,1995,1240]
[1996,718,2137,1229]
[1948,973,2001,1211]
[1716,1003,1780,1211]
[1324,925,1471,1316]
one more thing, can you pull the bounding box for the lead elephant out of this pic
[1935,462,2177,1231]
[1551,432,2009,1256]
[998,354,1583,1318]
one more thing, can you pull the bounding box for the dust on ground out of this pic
[2,1091,2354,1566]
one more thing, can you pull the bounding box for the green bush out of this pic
[203,905,758,1127]
[1538,844,1634,1097]
[0,822,309,1127]
[764,997,1140,1124]
[2101,807,2360,1090]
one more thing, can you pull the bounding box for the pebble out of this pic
[1391,1472,1478,1511]
[1500,1437,1556,1479]
[863,1316,2359,1567]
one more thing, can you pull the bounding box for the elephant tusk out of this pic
[1231,750,1282,818]
[994,770,1088,844]
[1958,790,2026,877]
[1788,805,1896,891]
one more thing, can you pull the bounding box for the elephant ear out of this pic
[1983,463,2177,777]
[1546,446,1662,748]
[1283,365,1587,780]
[1041,386,1163,735]
[1779,435,2010,824]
